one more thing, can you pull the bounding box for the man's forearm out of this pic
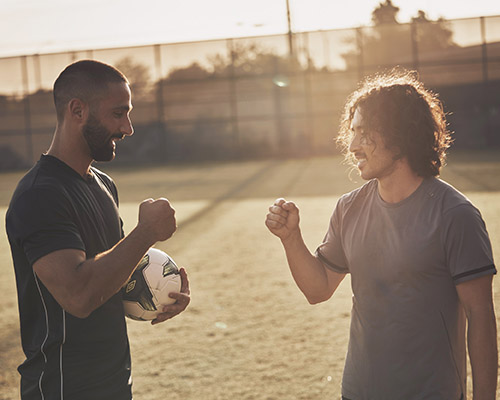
[81,225,157,311]
[468,308,498,399]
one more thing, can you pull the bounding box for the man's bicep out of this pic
[325,266,346,296]
[456,274,494,315]
[33,249,87,310]
[9,187,85,265]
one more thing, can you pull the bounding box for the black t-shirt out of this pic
[6,155,132,400]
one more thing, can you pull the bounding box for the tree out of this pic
[372,0,399,25]
[159,41,309,82]
[412,10,457,54]
[115,57,152,99]
[341,1,457,71]
[166,62,211,81]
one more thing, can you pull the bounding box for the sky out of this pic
[2,0,500,58]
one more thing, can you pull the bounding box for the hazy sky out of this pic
[1,0,500,57]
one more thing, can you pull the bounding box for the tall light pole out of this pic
[286,0,294,58]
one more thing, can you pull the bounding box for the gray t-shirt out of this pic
[316,177,496,400]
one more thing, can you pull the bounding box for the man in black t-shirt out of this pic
[6,60,190,400]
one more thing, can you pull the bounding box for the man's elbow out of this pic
[302,281,336,305]
[68,308,92,319]
[65,303,93,319]
[304,291,330,305]
[62,294,97,319]
[307,297,324,305]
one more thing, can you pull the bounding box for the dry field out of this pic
[0,152,499,399]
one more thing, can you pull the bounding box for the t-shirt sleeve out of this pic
[8,187,85,266]
[443,203,496,284]
[315,199,349,274]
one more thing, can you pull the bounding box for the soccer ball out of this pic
[122,248,182,321]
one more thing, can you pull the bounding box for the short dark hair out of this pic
[337,69,453,177]
[53,60,128,122]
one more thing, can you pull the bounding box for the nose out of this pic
[122,115,134,137]
[349,132,361,153]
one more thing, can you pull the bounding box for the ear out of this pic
[68,98,89,123]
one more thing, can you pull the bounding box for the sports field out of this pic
[1,152,499,399]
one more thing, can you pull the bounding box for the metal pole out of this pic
[356,28,364,81]
[154,44,165,124]
[303,32,314,154]
[286,0,294,58]
[480,16,488,83]
[322,30,331,70]
[273,57,286,152]
[228,38,240,152]
[480,16,491,145]
[21,56,33,165]
[154,44,168,160]
[34,54,42,91]
[410,21,419,71]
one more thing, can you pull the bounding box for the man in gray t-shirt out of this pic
[265,70,497,399]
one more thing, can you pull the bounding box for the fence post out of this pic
[228,38,240,153]
[154,44,165,125]
[480,16,492,145]
[410,21,420,71]
[154,44,168,160]
[302,32,314,154]
[480,17,489,83]
[356,28,364,81]
[273,56,286,153]
[34,54,42,91]
[286,0,294,59]
[21,55,33,165]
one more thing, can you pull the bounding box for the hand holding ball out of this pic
[122,248,182,321]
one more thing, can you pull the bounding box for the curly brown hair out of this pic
[337,69,453,177]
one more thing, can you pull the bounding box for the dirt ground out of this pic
[1,153,499,399]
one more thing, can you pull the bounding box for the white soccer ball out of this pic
[122,248,182,321]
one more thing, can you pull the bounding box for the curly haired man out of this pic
[266,70,497,399]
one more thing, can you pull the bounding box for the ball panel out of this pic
[123,301,148,321]
[122,259,157,312]
[122,248,182,321]
[154,275,182,305]
[143,251,179,291]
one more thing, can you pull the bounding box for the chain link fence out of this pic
[1,15,499,169]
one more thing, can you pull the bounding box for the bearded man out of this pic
[6,60,190,400]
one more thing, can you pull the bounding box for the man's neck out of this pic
[47,129,92,179]
[377,165,424,204]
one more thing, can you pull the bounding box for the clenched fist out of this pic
[138,198,177,244]
[265,198,300,241]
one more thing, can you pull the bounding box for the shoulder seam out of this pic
[442,202,475,217]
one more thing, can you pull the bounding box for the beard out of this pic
[82,113,123,162]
